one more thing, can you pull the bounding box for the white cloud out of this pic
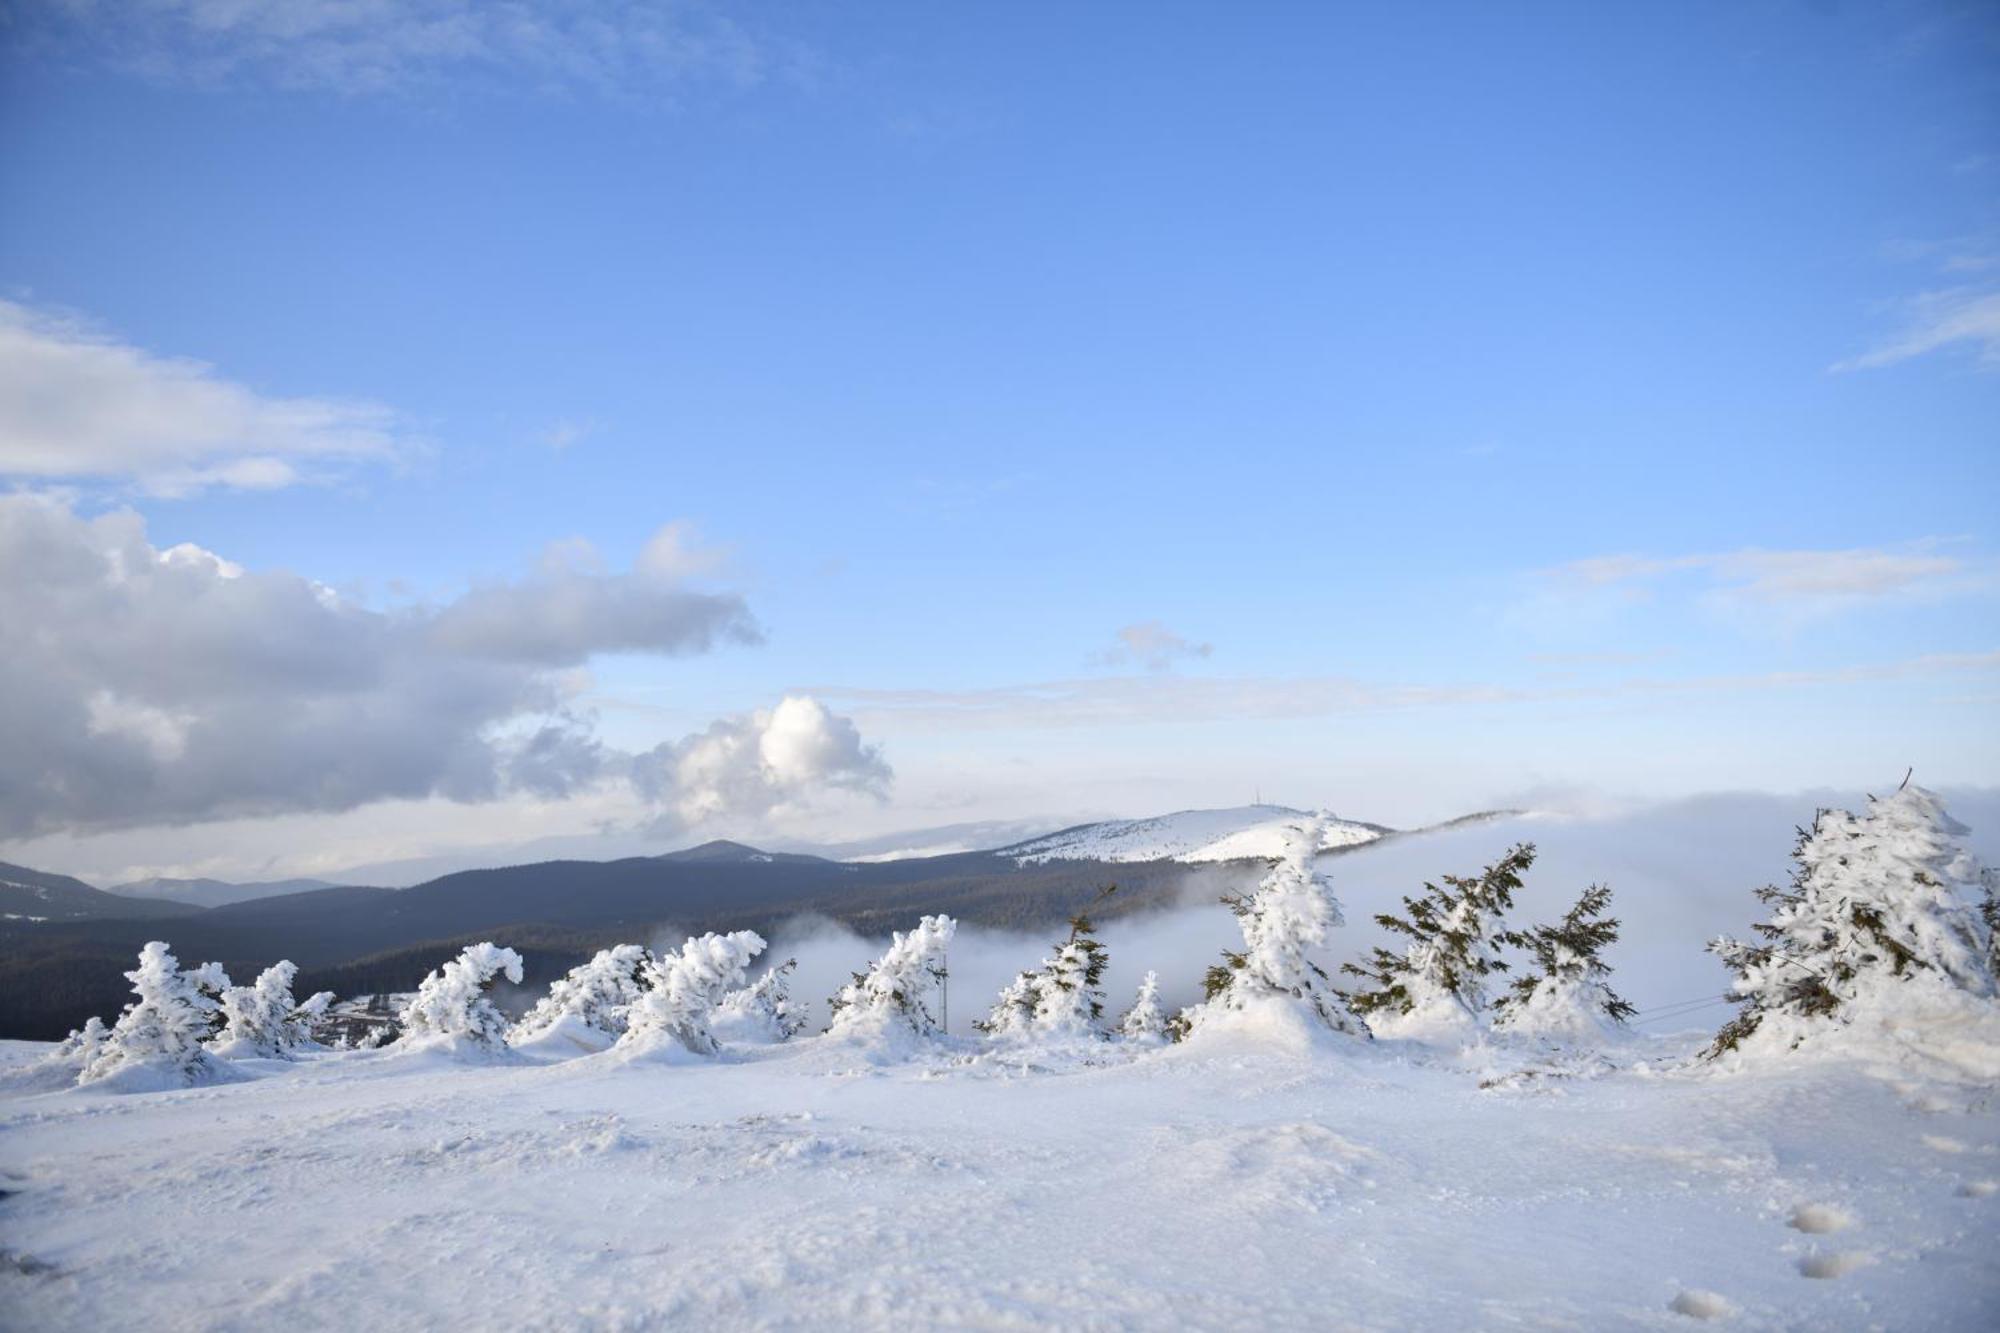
[1547,542,1975,615]
[632,695,892,832]
[31,0,786,99]
[0,494,767,837]
[1093,620,1214,672]
[0,299,406,495]
[1833,286,2000,372]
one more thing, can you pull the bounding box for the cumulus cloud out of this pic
[0,496,768,837]
[25,0,787,100]
[1093,620,1213,672]
[0,300,406,495]
[633,695,893,832]
[1833,287,2000,372]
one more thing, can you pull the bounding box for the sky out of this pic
[2,1,1997,885]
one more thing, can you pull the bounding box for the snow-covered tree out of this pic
[44,1016,110,1074]
[1187,818,1365,1038]
[210,960,333,1059]
[622,931,767,1056]
[511,944,651,1048]
[80,942,235,1088]
[1119,970,1169,1043]
[1707,784,1997,1058]
[826,915,956,1042]
[976,895,1112,1040]
[712,958,808,1044]
[396,942,524,1052]
[1492,884,1634,1041]
[1340,843,1531,1032]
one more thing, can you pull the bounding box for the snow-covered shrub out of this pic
[79,942,239,1089]
[210,960,333,1059]
[1184,818,1365,1041]
[711,958,808,1045]
[511,944,651,1052]
[1492,884,1634,1042]
[395,943,524,1054]
[976,900,1111,1041]
[40,1016,110,1075]
[1707,784,1998,1060]
[1119,971,1169,1044]
[826,915,956,1045]
[622,931,767,1057]
[1340,843,1531,1037]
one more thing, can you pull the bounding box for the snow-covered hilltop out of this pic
[1000,804,1389,865]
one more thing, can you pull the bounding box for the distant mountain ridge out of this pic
[999,805,1391,865]
[108,875,344,911]
[1,862,201,923]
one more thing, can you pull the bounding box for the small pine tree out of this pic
[396,942,524,1051]
[827,915,956,1041]
[1340,843,1532,1030]
[1707,784,1996,1058]
[713,958,809,1043]
[623,931,768,1056]
[1118,970,1169,1043]
[211,960,332,1059]
[80,942,235,1088]
[976,892,1113,1040]
[1493,884,1635,1040]
[45,1016,110,1074]
[1186,817,1366,1038]
[511,944,651,1046]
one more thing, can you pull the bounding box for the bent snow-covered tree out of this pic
[80,942,235,1088]
[977,893,1112,1040]
[1492,884,1634,1041]
[511,944,651,1048]
[1341,843,1532,1033]
[1187,817,1365,1037]
[623,931,767,1056]
[210,960,333,1059]
[1707,783,1997,1058]
[397,943,524,1051]
[1119,970,1170,1043]
[827,915,957,1041]
[713,958,809,1043]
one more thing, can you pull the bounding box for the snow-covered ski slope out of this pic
[3,1027,1996,1331]
[1002,804,1387,864]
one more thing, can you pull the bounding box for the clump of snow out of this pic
[209,960,331,1059]
[1183,816,1365,1040]
[826,915,956,1052]
[78,942,240,1092]
[1006,805,1384,866]
[395,943,524,1056]
[621,931,767,1058]
[511,944,651,1054]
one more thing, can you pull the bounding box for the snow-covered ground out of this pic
[3,1026,1995,1331]
[1004,804,1385,865]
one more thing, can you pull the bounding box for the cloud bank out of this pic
[0,494,879,839]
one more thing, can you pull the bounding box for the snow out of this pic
[2,1021,1997,1329]
[1004,804,1385,865]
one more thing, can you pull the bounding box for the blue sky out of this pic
[1,1,1996,880]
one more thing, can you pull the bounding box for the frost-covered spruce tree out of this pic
[1187,817,1365,1038]
[44,1016,110,1074]
[511,944,651,1048]
[1118,970,1170,1044]
[396,942,524,1052]
[713,958,808,1043]
[1707,783,1997,1059]
[210,960,334,1059]
[80,942,236,1088]
[1492,884,1634,1041]
[622,931,767,1056]
[826,914,957,1042]
[976,895,1112,1040]
[1340,843,1532,1034]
